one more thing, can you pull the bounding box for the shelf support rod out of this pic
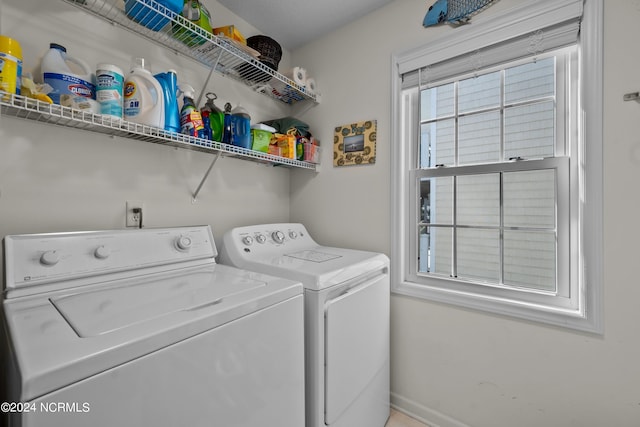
[196,50,224,107]
[192,151,221,203]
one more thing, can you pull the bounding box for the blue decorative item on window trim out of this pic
[423,0,497,27]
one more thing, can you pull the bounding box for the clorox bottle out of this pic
[179,83,205,140]
[123,58,164,128]
[41,43,95,105]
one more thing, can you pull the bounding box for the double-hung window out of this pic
[391,0,603,332]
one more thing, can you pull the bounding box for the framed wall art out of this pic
[333,120,377,167]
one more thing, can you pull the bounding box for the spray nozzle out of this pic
[179,83,196,100]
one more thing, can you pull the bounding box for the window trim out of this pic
[390,0,603,333]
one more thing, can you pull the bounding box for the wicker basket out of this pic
[237,35,282,83]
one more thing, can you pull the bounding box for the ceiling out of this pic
[216,0,395,50]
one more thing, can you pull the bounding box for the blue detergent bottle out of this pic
[154,69,180,132]
[230,104,251,149]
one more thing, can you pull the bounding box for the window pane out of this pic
[505,57,555,104]
[459,72,500,113]
[419,226,453,276]
[457,228,499,283]
[458,111,500,165]
[420,83,454,121]
[504,230,556,291]
[504,169,556,228]
[457,174,500,226]
[420,177,453,224]
[504,100,555,159]
[420,119,455,168]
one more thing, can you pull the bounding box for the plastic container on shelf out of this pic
[250,123,275,153]
[41,43,95,105]
[124,0,183,31]
[229,104,251,149]
[154,69,180,132]
[123,57,164,128]
[0,35,23,96]
[96,63,124,120]
[200,93,224,142]
[179,83,205,139]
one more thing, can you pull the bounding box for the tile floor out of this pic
[385,409,430,427]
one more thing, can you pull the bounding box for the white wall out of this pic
[291,1,640,426]
[0,0,298,265]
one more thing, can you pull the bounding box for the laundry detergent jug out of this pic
[230,104,251,149]
[42,43,95,105]
[123,58,164,128]
[154,69,180,132]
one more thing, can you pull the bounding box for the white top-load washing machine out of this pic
[218,223,390,427]
[1,226,305,427]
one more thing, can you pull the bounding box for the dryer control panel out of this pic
[4,226,216,297]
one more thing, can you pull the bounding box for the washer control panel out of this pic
[4,226,216,295]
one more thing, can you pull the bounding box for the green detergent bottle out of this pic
[200,92,224,142]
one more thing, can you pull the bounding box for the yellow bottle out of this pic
[0,35,23,97]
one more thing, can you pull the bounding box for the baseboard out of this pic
[390,392,472,427]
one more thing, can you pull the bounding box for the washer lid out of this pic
[4,264,302,402]
[229,245,389,291]
[51,267,263,337]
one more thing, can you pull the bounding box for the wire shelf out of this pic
[0,92,318,171]
[61,0,318,105]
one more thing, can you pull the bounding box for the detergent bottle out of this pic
[154,69,180,132]
[200,92,224,142]
[222,102,233,144]
[123,58,164,128]
[179,84,205,140]
[230,104,251,149]
[41,43,95,106]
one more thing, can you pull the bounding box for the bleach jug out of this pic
[230,104,251,149]
[179,84,205,140]
[123,58,164,128]
[154,69,180,132]
[41,43,95,105]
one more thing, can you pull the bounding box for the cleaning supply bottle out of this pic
[201,110,212,141]
[230,104,251,149]
[153,69,180,132]
[41,43,95,105]
[0,35,23,96]
[179,84,205,140]
[123,58,164,128]
[96,63,124,120]
[222,102,233,144]
[200,92,224,142]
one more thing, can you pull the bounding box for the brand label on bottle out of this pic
[123,81,140,117]
[44,72,95,105]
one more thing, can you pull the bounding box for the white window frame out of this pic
[390,0,603,333]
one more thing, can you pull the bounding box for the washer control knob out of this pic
[289,231,298,239]
[40,250,60,266]
[256,234,267,244]
[175,236,193,251]
[94,246,111,260]
[242,236,254,246]
[272,230,285,244]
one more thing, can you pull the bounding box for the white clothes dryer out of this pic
[219,223,390,427]
[2,226,305,427]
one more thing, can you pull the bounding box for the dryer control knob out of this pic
[272,230,285,244]
[94,246,111,260]
[256,234,267,244]
[40,250,60,266]
[175,236,193,251]
[289,231,298,239]
[242,236,254,246]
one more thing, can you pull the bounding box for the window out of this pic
[391,0,603,332]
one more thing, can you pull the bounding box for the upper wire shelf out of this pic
[0,92,318,170]
[62,0,318,105]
